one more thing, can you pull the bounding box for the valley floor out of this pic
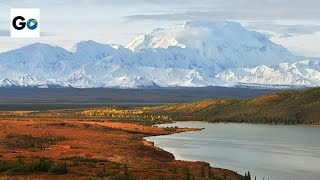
[0,112,243,179]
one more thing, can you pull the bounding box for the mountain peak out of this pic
[127,20,298,67]
[70,40,128,63]
[18,43,57,51]
[71,40,110,53]
[0,21,316,89]
[1,42,70,59]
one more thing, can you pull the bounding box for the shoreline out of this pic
[148,121,320,180]
[163,120,320,127]
[143,125,243,179]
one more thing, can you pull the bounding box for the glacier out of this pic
[0,20,319,88]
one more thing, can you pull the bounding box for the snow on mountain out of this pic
[126,20,300,68]
[0,43,75,79]
[216,60,320,87]
[0,40,212,88]
[0,20,318,88]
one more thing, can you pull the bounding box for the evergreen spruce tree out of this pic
[103,164,106,173]
[124,164,128,176]
[208,167,213,178]
[183,166,190,180]
[200,165,205,179]
[172,166,177,174]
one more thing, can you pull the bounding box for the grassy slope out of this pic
[0,121,243,179]
[147,88,320,125]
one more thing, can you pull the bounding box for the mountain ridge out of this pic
[0,20,319,88]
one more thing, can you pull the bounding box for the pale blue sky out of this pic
[0,0,319,57]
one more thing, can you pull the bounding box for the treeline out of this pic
[78,88,319,125]
[81,108,172,125]
[140,88,320,125]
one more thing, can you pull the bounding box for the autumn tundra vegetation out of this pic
[0,88,318,179]
[0,119,244,179]
[81,87,320,125]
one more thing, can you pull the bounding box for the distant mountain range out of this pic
[0,20,319,88]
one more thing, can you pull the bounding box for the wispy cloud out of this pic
[124,0,320,21]
[246,22,320,38]
[0,0,319,56]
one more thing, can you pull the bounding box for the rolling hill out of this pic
[146,88,320,125]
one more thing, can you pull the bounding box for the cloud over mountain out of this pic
[0,20,318,88]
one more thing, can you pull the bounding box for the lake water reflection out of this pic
[146,122,320,180]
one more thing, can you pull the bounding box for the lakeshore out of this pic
[147,122,320,180]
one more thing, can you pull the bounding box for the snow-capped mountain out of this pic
[216,60,320,87]
[127,21,300,68]
[0,20,318,88]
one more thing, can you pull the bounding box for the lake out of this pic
[145,122,320,180]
